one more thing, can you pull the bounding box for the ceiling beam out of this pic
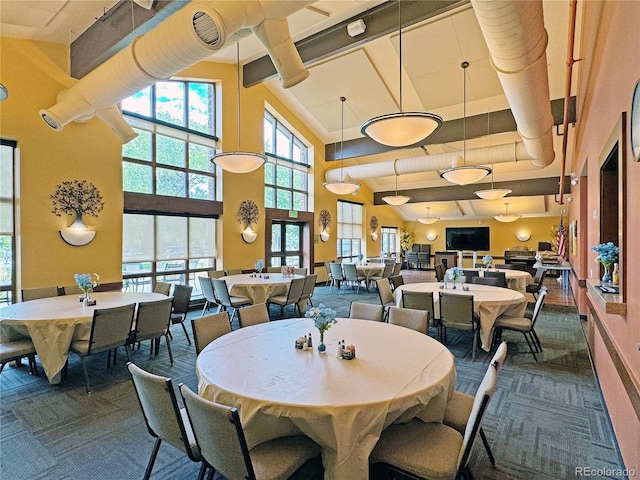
[327,97,577,161]
[243,0,469,88]
[70,0,187,79]
[373,176,572,205]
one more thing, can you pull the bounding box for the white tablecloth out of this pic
[197,317,456,480]
[394,282,527,351]
[224,273,304,304]
[0,291,166,383]
[447,267,532,294]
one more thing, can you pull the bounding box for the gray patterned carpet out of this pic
[0,281,627,480]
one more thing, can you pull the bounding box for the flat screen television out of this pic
[445,227,490,251]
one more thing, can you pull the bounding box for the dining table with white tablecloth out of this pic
[446,267,532,294]
[0,291,167,383]
[394,282,527,351]
[197,317,456,480]
[223,273,304,304]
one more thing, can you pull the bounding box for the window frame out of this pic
[336,200,363,263]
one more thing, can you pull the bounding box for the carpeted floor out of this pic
[0,280,627,480]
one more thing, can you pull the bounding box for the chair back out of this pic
[462,270,479,279]
[471,276,500,287]
[392,262,402,276]
[88,303,136,355]
[381,263,394,279]
[439,292,475,330]
[207,270,226,278]
[198,276,217,304]
[387,307,429,334]
[266,266,281,273]
[21,286,59,301]
[494,264,512,270]
[127,363,199,460]
[300,274,317,303]
[376,278,394,305]
[154,281,172,296]
[180,384,255,480]
[349,302,384,322]
[192,312,231,354]
[533,267,546,287]
[238,303,270,328]
[434,264,446,282]
[491,341,508,370]
[510,262,528,271]
[530,287,548,327]
[457,368,497,473]
[324,260,333,277]
[212,279,232,307]
[389,275,404,290]
[225,268,243,276]
[62,285,83,295]
[171,284,193,315]
[401,290,435,322]
[133,297,174,343]
[484,271,507,287]
[329,262,344,281]
[286,277,305,302]
[294,268,307,276]
[342,263,359,282]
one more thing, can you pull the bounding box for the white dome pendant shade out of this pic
[494,202,521,222]
[417,206,439,224]
[212,42,266,174]
[324,96,361,195]
[360,0,442,148]
[382,159,411,205]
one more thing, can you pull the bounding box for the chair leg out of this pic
[180,321,192,345]
[201,301,209,317]
[197,463,209,480]
[79,356,91,393]
[28,354,38,376]
[479,427,496,467]
[165,335,174,365]
[531,328,543,352]
[522,331,538,362]
[143,438,162,480]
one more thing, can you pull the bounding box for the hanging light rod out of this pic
[417,206,439,224]
[360,0,442,148]
[324,97,361,195]
[474,111,511,199]
[382,158,411,205]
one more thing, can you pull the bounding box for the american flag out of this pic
[557,218,566,260]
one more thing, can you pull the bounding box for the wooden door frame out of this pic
[265,208,314,274]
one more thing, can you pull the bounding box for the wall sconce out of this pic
[371,232,378,241]
[241,225,258,244]
[60,216,96,246]
[426,232,438,241]
[369,216,379,242]
[516,232,531,242]
[320,230,330,242]
[319,209,332,243]
[237,199,259,245]
[51,179,103,247]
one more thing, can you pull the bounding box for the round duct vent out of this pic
[192,11,221,47]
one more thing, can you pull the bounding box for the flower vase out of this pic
[318,332,326,353]
[601,264,612,285]
[452,279,457,290]
[82,291,91,306]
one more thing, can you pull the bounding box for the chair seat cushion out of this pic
[371,420,462,479]
[171,313,185,324]
[443,390,473,434]
[230,296,252,307]
[494,315,532,330]
[250,435,321,480]
[0,339,36,361]
[526,285,540,293]
[267,295,288,305]
[179,407,202,461]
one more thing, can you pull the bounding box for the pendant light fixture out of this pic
[440,62,491,185]
[494,202,521,223]
[418,206,439,225]
[474,111,511,199]
[359,0,442,147]
[212,42,266,174]
[382,158,411,205]
[324,97,361,195]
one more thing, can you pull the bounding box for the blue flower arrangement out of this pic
[74,273,99,293]
[305,303,337,339]
[254,259,264,273]
[591,242,619,267]
[448,267,463,281]
[482,254,493,267]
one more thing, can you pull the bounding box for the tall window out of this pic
[337,200,362,263]
[0,140,16,304]
[121,81,218,297]
[381,227,398,256]
[264,111,309,211]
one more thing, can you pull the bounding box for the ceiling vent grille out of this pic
[192,11,221,47]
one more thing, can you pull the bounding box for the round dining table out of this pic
[197,317,456,480]
[355,262,385,286]
[446,267,532,294]
[0,291,166,383]
[223,273,304,304]
[394,282,527,351]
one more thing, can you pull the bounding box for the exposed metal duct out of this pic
[325,142,532,182]
[39,0,314,143]
[470,0,555,167]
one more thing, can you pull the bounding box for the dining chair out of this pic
[237,303,270,328]
[130,297,174,365]
[266,266,281,273]
[342,263,366,294]
[153,281,172,296]
[191,312,231,355]
[224,268,243,276]
[349,302,384,322]
[462,269,479,280]
[439,292,480,360]
[484,270,507,288]
[388,275,404,291]
[391,262,402,277]
[368,263,393,291]
[387,306,429,335]
[510,261,528,271]
[493,287,547,361]
[198,276,219,317]
[179,383,321,480]
[400,290,437,331]
[169,284,193,345]
[61,285,83,295]
[266,277,305,317]
[0,338,38,375]
[127,363,205,480]
[69,303,136,392]
[434,263,446,282]
[375,278,395,321]
[212,279,252,323]
[21,286,59,301]
[323,260,333,287]
[328,262,344,291]
[443,342,507,468]
[526,267,547,299]
[207,270,226,278]
[471,276,500,286]
[494,263,513,270]
[371,367,497,480]
[299,273,317,309]
[294,267,307,276]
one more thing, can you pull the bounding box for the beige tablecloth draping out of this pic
[224,273,304,304]
[394,282,527,351]
[0,291,166,383]
[355,263,385,284]
[197,317,456,480]
[446,267,532,294]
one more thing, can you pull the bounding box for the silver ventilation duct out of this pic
[40,1,314,143]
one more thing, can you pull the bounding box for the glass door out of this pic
[271,221,303,267]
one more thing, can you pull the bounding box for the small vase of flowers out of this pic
[448,267,463,289]
[74,273,99,305]
[482,254,492,270]
[305,303,337,353]
[254,259,264,276]
[591,242,619,285]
